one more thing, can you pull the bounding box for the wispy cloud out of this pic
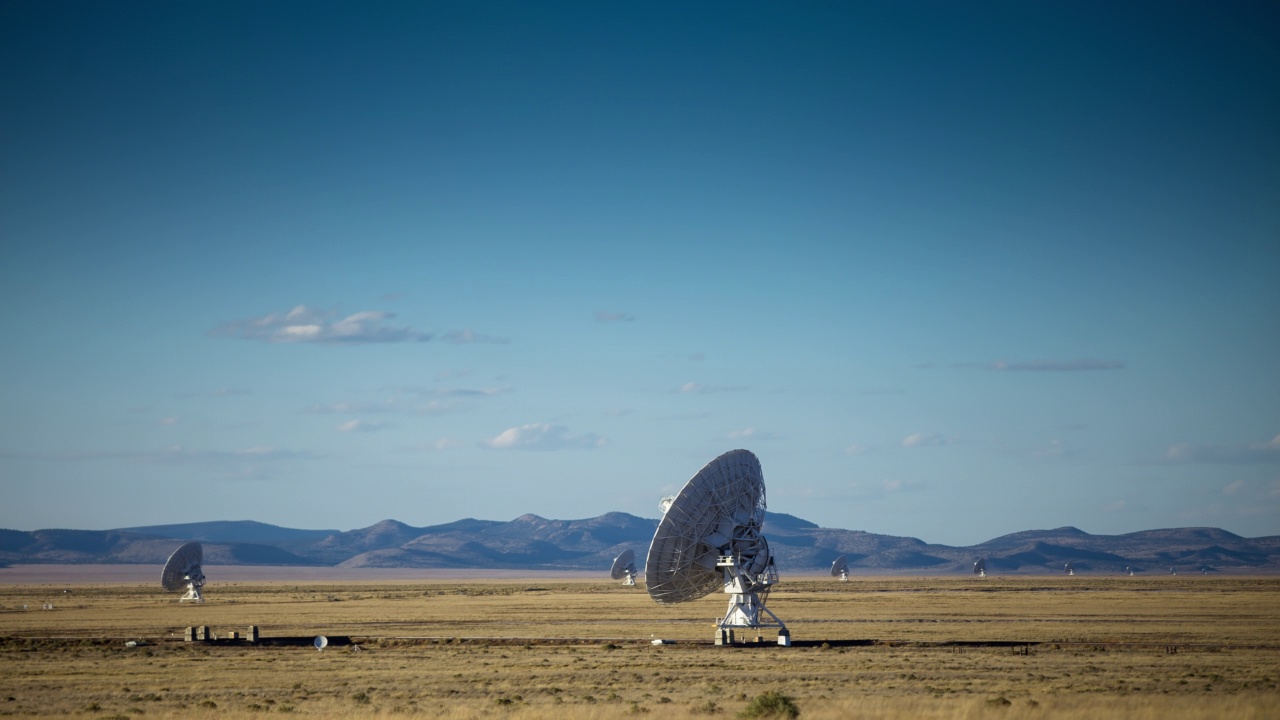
[482,423,606,451]
[159,416,179,426]
[902,432,947,448]
[990,359,1125,372]
[441,328,508,344]
[391,385,510,399]
[844,443,874,456]
[1166,435,1280,465]
[1031,439,1070,458]
[726,427,783,441]
[676,382,748,394]
[336,420,388,433]
[1102,499,1127,513]
[922,359,1125,372]
[397,438,463,452]
[846,477,922,499]
[303,386,507,417]
[210,305,432,344]
[3,446,322,465]
[174,387,251,399]
[595,311,635,322]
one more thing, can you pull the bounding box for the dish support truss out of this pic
[714,530,788,645]
[179,565,205,603]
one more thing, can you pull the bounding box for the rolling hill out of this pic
[0,514,1276,573]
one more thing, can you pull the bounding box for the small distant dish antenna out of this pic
[645,449,788,645]
[1126,566,1134,576]
[973,558,987,577]
[1064,561,1075,576]
[1170,566,1177,576]
[161,541,206,603]
[314,635,328,651]
[610,549,638,586]
[831,555,849,582]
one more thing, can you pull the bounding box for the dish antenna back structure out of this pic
[645,449,788,645]
[973,558,987,577]
[161,541,206,603]
[1064,561,1075,576]
[831,555,849,582]
[611,549,638,586]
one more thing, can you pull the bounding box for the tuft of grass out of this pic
[739,690,801,719]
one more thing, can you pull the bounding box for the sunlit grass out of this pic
[0,576,1276,718]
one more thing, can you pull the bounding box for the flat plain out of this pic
[1,572,1277,719]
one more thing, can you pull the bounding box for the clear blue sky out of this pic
[2,2,1277,545]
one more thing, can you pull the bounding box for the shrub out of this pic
[739,690,800,719]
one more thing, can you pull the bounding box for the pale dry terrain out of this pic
[0,573,1276,719]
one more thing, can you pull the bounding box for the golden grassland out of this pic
[0,575,1277,719]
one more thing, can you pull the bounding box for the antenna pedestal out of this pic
[180,584,204,603]
[715,556,785,643]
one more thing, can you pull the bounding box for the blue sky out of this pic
[2,2,1277,545]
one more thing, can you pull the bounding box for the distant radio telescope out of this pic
[161,541,206,603]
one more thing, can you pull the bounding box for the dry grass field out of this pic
[1,573,1277,719]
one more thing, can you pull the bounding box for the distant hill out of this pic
[0,514,1275,573]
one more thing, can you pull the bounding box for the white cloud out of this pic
[482,423,606,451]
[441,328,508,344]
[1032,439,1068,458]
[989,358,1125,372]
[846,477,921,499]
[727,427,783,441]
[399,438,462,451]
[902,432,946,448]
[5,446,322,465]
[1222,480,1245,496]
[1165,435,1280,465]
[159,417,179,426]
[844,443,873,456]
[336,420,388,433]
[210,305,434,344]
[676,382,748,394]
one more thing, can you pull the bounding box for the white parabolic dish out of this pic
[161,541,202,591]
[830,554,849,577]
[161,541,205,603]
[610,549,637,581]
[645,449,766,604]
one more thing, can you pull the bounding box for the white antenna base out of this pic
[838,570,848,582]
[180,583,204,603]
[622,570,636,587]
[714,556,786,643]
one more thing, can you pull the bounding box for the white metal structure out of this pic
[161,541,206,603]
[1064,561,1075,576]
[1126,566,1134,576]
[610,549,638,586]
[831,554,849,582]
[645,449,788,645]
[973,558,987,577]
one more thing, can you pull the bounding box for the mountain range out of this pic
[2,514,1277,574]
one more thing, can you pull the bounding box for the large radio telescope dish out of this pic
[644,449,787,644]
[831,555,849,582]
[610,549,638,586]
[973,558,987,577]
[161,541,206,603]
